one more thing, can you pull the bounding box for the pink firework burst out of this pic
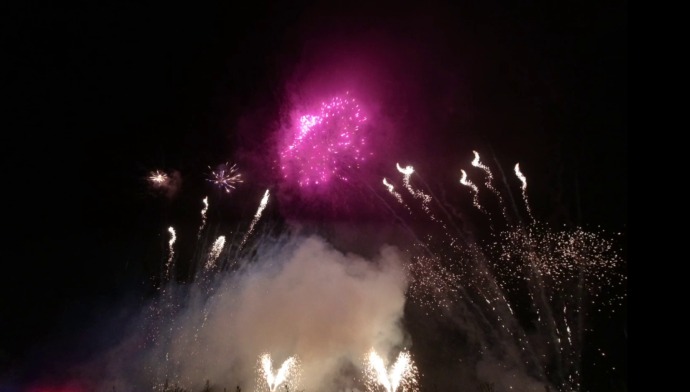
[279,92,370,188]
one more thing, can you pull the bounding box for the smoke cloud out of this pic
[90,234,411,391]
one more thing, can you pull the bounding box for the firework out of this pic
[135,145,624,392]
[459,169,487,214]
[382,178,406,207]
[197,196,209,238]
[395,163,435,219]
[365,349,419,392]
[207,162,243,193]
[149,170,169,186]
[514,163,534,222]
[240,189,270,248]
[259,354,300,392]
[471,150,507,218]
[279,92,369,187]
[166,226,176,280]
[204,235,225,271]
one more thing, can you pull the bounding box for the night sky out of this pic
[3,1,626,390]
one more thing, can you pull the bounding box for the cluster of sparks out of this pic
[204,235,225,271]
[258,354,300,392]
[207,162,243,193]
[148,170,169,186]
[386,153,625,391]
[365,349,419,392]
[280,93,369,187]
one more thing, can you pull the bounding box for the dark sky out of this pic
[3,0,626,388]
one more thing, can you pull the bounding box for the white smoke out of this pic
[92,234,411,391]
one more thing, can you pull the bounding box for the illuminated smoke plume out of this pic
[207,162,243,194]
[365,349,419,392]
[258,354,300,392]
[471,151,507,218]
[240,189,270,248]
[514,163,535,222]
[279,92,369,187]
[91,235,410,391]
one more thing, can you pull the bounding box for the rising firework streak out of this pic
[514,163,535,222]
[240,189,270,248]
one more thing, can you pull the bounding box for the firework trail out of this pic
[471,150,507,218]
[514,163,535,222]
[396,163,436,221]
[365,349,419,392]
[259,354,299,392]
[204,235,225,271]
[165,226,176,280]
[459,169,488,215]
[240,189,270,248]
[197,196,209,239]
[207,162,243,193]
[382,178,411,213]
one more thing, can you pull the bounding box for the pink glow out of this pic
[279,92,369,187]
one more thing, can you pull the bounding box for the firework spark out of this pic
[365,349,419,392]
[207,162,243,193]
[471,151,507,218]
[279,92,369,187]
[166,226,176,280]
[396,163,434,218]
[240,189,270,248]
[382,178,406,207]
[197,196,209,238]
[259,354,299,392]
[514,163,535,221]
[204,235,225,271]
[148,170,169,186]
[460,169,487,214]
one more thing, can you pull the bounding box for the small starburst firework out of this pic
[148,170,169,187]
[207,162,243,193]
